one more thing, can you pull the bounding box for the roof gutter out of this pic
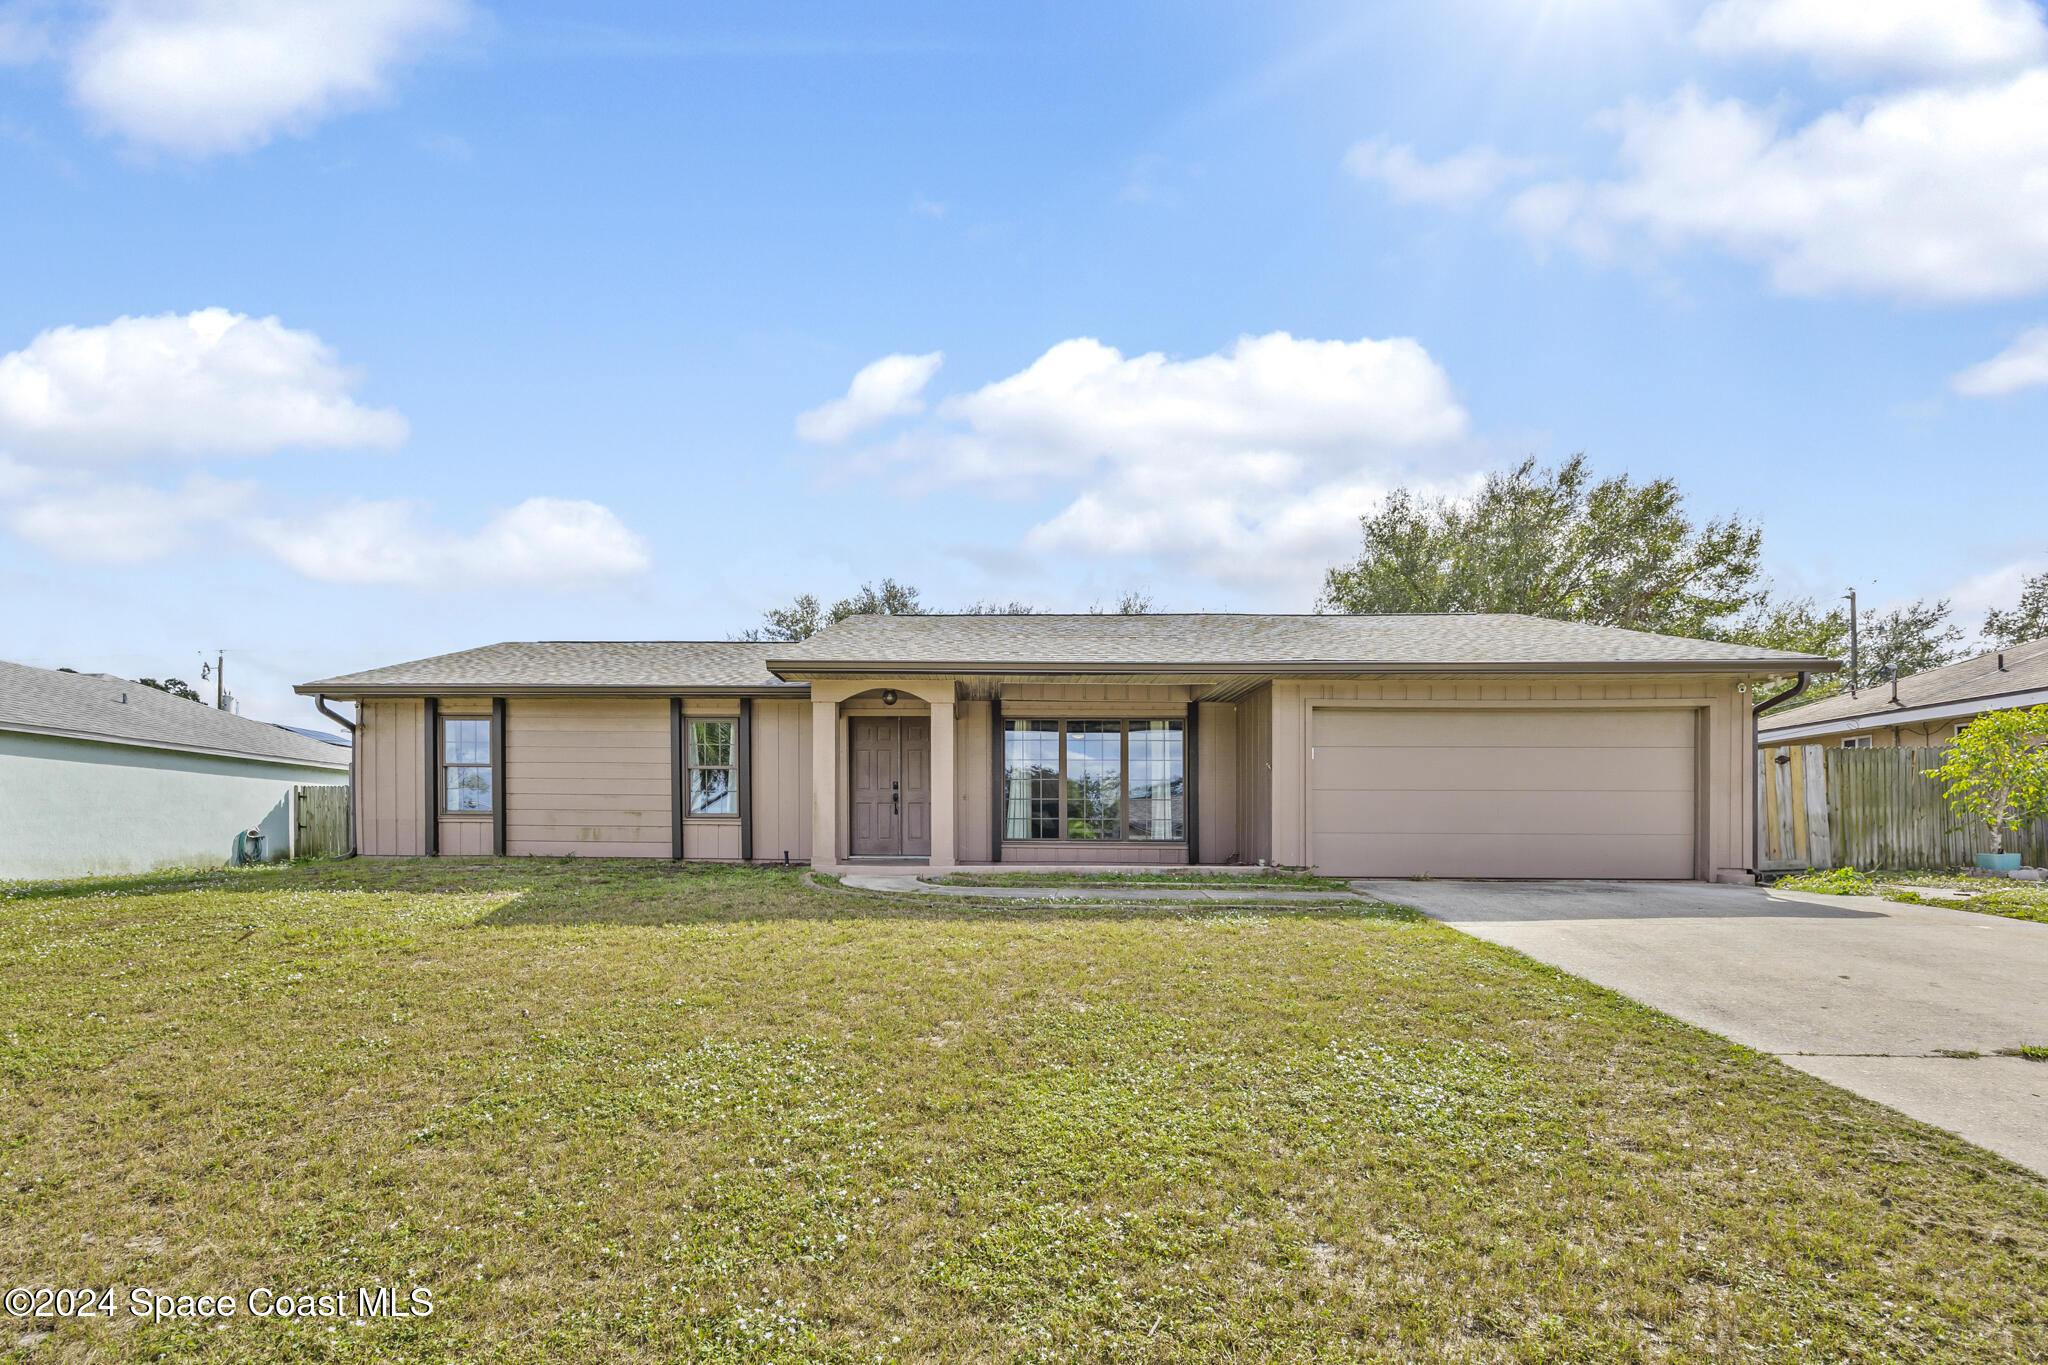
[1751,671,1811,718]
[314,694,357,733]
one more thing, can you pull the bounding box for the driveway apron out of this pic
[1355,879,2048,1177]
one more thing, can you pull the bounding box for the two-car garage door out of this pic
[1309,709,1698,879]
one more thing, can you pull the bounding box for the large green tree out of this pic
[1318,456,1763,637]
[1858,599,1965,684]
[740,578,930,642]
[1983,569,2048,648]
[1709,594,1967,707]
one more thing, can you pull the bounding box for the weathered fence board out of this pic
[294,784,353,859]
[1758,746,2048,871]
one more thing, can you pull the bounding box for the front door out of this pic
[849,716,932,856]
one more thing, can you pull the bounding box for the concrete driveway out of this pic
[1355,879,2048,1177]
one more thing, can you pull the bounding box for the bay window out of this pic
[1003,718,1184,842]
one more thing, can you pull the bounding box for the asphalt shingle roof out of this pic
[297,641,802,694]
[1757,634,2048,734]
[766,613,1838,672]
[1,659,349,767]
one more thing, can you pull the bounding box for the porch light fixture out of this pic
[882,689,898,706]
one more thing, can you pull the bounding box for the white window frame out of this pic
[686,717,739,818]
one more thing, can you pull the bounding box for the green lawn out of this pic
[3,859,2044,1363]
[1775,867,2048,924]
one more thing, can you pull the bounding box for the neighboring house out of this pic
[296,613,1831,882]
[1,659,351,880]
[1755,636,2048,750]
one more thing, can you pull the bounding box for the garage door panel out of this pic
[1318,833,1696,880]
[1313,788,1696,837]
[1312,708,1693,749]
[1308,708,1697,879]
[1312,745,1695,793]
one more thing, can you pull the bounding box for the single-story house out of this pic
[295,613,1833,882]
[1,659,351,880]
[1755,635,2048,750]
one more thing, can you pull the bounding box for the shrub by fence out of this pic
[1758,746,2048,872]
[293,784,353,859]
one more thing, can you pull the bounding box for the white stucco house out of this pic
[1,659,350,880]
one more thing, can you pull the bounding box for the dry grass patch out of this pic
[1,859,2043,1363]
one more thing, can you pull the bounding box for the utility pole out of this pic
[1843,589,1858,697]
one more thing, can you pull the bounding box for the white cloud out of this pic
[69,0,474,156]
[1952,326,2048,395]
[0,468,650,589]
[795,351,942,443]
[1694,0,2047,78]
[861,332,1471,591]
[1344,138,1534,208]
[1947,555,2048,642]
[0,308,408,463]
[1510,72,2048,302]
[1,469,253,563]
[247,496,652,590]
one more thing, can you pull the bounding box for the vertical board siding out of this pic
[750,700,812,863]
[1758,744,2048,870]
[1197,702,1240,866]
[438,818,492,856]
[358,699,424,855]
[506,698,671,857]
[955,700,992,864]
[1236,685,1273,866]
[682,823,743,860]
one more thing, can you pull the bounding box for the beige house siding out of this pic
[955,699,994,865]
[1195,701,1239,865]
[342,668,1759,879]
[358,699,425,856]
[1236,685,1274,866]
[505,697,671,857]
[749,698,812,863]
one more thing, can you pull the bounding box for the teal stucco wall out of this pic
[0,731,348,880]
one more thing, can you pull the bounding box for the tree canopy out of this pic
[1691,593,1963,705]
[1318,456,1763,638]
[739,578,929,643]
[742,580,1156,641]
[1984,570,2048,648]
[138,676,201,701]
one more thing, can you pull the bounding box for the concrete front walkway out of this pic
[839,874,1369,904]
[1357,879,2048,1177]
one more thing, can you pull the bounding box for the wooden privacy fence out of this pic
[293,784,353,859]
[1758,746,2048,872]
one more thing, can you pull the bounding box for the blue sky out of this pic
[3,0,2046,729]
